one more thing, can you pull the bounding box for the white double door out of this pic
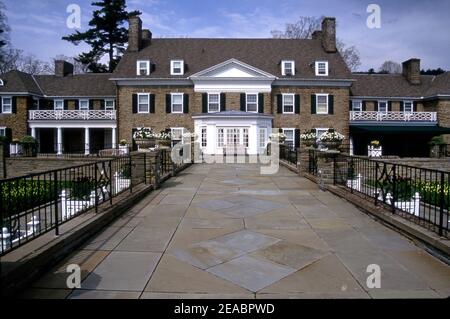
[218,127,248,152]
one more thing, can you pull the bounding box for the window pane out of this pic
[172,94,182,104]
[352,101,362,111]
[201,127,207,147]
[284,130,294,140]
[217,128,224,147]
[209,94,219,103]
[247,94,257,103]
[259,128,266,148]
[378,102,387,112]
[404,102,413,112]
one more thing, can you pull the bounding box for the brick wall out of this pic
[360,100,424,112]
[0,96,29,140]
[0,142,5,179]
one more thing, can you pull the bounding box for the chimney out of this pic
[55,60,74,77]
[321,17,336,53]
[142,29,152,44]
[312,30,322,40]
[128,15,142,52]
[402,58,421,85]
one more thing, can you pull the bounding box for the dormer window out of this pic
[0,79,4,86]
[171,60,184,75]
[315,61,329,76]
[137,60,150,76]
[281,60,295,76]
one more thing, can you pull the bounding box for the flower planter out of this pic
[119,144,129,155]
[302,139,316,147]
[157,139,171,147]
[135,138,156,150]
[321,140,342,150]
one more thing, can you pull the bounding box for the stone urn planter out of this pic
[157,139,171,148]
[321,140,342,150]
[135,138,156,149]
[302,139,316,147]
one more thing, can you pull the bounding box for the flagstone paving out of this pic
[20,163,450,299]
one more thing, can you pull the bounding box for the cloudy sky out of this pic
[3,0,450,71]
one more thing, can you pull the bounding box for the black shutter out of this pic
[400,101,404,112]
[295,94,300,114]
[375,101,379,111]
[5,128,12,142]
[311,94,316,114]
[328,95,334,114]
[362,101,367,111]
[202,93,208,113]
[277,94,282,114]
[89,99,94,110]
[220,93,226,112]
[413,101,418,112]
[74,100,79,110]
[101,100,106,109]
[0,96,2,113]
[294,129,300,149]
[388,101,392,112]
[27,96,34,110]
[166,94,171,113]
[349,100,352,111]
[258,93,264,113]
[183,94,189,113]
[150,94,155,113]
[64,100,69,110]
[240,93,246,111]
[12,97,17,113]
[131,128,137,151]
[132,94,137,113]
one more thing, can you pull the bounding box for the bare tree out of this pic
[271,16,361,71]
[0,48,51,75]
[47,55,88,74]
[379,60,402,74]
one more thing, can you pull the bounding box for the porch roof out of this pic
[350,125,450,134]
[192,110,274,119]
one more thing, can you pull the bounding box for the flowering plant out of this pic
[300,131,317,141]
[318,129,345,142]
[269,133,286,142]
[119,139,127,146]
[370,140,381,147]
[133,127,153,139]
[154,131,172,140]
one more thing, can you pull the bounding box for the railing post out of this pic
[144,153,147,184]
[109,159,113,205]
[53,170,59,236]
[374,161,379,206]
[129,155,133,193]
[391,164,397,214]
[438,172,445,237]
[94,165,98,214]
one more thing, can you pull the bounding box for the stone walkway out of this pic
[21,164,450,299]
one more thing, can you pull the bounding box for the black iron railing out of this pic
[279,144,297,166]
[323,152,449,237]
[0,154,150,256]
[308,149,318,176]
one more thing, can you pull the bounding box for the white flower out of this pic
[133,127,153,139]
[300,132,316,140]
[318,130,345,142]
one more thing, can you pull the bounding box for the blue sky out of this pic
[3,0,450,71]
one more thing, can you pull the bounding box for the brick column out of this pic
[146,149,161,188]
[298,145,310,175]
[316,150,340,185]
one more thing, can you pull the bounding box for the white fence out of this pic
[350,111,437,122]
[29,110,116,121]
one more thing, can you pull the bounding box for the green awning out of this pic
[350,125,450,134]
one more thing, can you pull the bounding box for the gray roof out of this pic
[425,72,450,96]
[114,38,353,79]
[0,70,42,95]
[34,73,116,97]
[350,74,435,98]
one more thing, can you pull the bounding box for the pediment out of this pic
[190,59,275,79]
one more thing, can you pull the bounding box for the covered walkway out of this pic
[21,163,450,299]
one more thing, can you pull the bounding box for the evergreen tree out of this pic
[63,0,140,73]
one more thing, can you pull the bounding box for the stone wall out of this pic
[378,157,450,172]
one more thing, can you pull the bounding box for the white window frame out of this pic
[316,93,329,114]
[315,61,329,76]
[137,93,150,113]
[378,100,388,113]
[1,96,12,113]
[282,93,295,114]
[282,128,295,149]
[171,93,184,113]
[170,60,184,75]
[54,99,64,111]
[201,126,207,148]
[246,93,258,113]
[207,93,220,113]
[281,60,295,76]
[403,101,413,113]
[259,127,267,148]
[171,127,184,146]
[0,127,6,136]
[79,99,89,111]
[352,100,362,112]
[217,128,224,148]
[104,99,115,110]
[136,60,150,76]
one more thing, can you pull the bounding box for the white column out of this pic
[57,127,62,155]
[31,127,36,138]
[85,127,90,155]
[112,127,117,149]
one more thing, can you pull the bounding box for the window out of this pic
[1,97,12,113]
[315,61,329,76]
[243,128,249,148]
[282,60,295,76]
[0,127,5,136]
[403,101,413,113]
[217,128,224,147]
[105,99,115,110]
[137,93,150,113]
[79,99,89,110]
[316,94,328,114]
[201,127,207,147]
[33,98,39,109]
[352,100,362,112]
[0,79,4,86]
[378,101,388,113]
[282,128,295,149]
[137,60,150,76]
[208,93,220,113]
[54,99,64,111]
[246,94,258,112]
[171,128,184,146]
[282,94,295,113]
[259,128,267,148]
[171,93,184,113]
[171,60,184,75]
